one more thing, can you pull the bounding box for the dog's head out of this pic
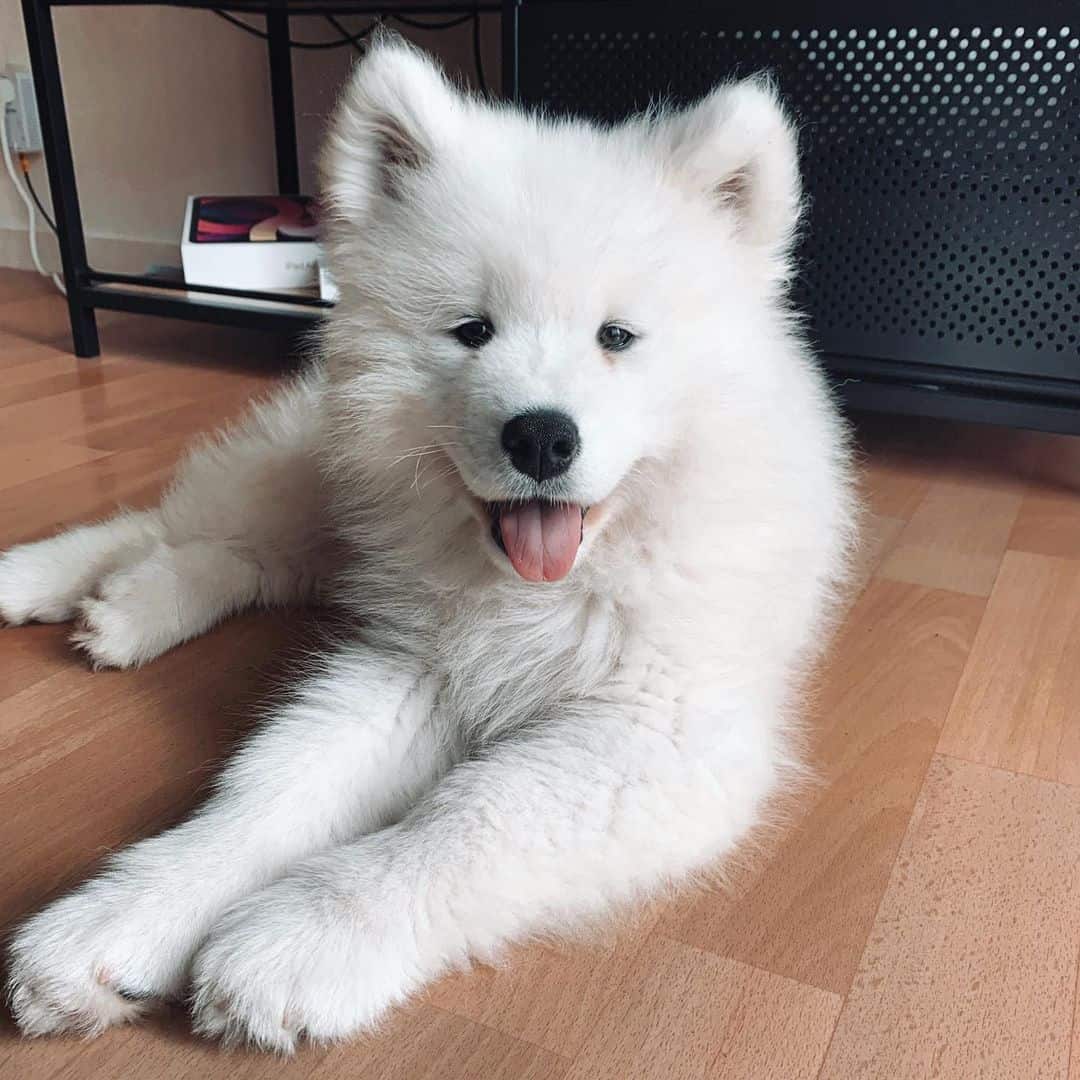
[320,36,801,585]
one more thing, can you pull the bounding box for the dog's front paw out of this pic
[7,876,194,1036]
[0,541,88,626]
[71,593,154,670]
[190,861,425,1053]
[8,928,145,1039]
[70,552,182,669]
[0,516,154,629]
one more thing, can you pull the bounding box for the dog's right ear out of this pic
[320,34,462,221]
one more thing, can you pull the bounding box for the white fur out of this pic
[2,36,855,1053]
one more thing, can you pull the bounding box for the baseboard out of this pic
[0,227,179,278]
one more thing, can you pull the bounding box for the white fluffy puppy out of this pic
[1,37,854,1052]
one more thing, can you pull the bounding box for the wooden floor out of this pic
[3,269,1080,1078]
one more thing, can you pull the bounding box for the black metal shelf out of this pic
[21,0,507,356]
[84,276,326,333]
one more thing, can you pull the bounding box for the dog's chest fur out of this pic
[431,585,626,740]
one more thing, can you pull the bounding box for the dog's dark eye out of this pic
[597,323,635,352]
[452,318,495,349]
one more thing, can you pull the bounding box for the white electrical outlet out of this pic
[3,66,43,154]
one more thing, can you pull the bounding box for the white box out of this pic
[318,252,339,302]
[180,195,319,292]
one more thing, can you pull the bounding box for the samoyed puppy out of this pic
[1,36,854,1051]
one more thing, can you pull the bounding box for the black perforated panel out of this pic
[517,2,1080,383]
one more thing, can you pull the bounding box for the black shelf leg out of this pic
[21,0,99,357]
[267,2,300,194]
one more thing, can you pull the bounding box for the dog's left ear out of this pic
[320,33,463,223]
[652,77,801,255]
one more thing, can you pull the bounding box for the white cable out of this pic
[0,99,66,295]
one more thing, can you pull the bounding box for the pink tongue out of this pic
[499,501,582,582]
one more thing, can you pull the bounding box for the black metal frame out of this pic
[21,0,503,357]
[827,356,1080,437]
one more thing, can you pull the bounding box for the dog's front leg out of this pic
[7,645,450,1038]
[189,685,778,1051]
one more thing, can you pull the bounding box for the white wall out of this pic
[0,5,498,274]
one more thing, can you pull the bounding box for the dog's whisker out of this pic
[418,464,459,493]
[387,444,460,469]
[412,451,459,494]
[388,450,441,470]
[390,443,445,458]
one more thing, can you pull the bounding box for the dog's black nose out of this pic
[501,410,580,483]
